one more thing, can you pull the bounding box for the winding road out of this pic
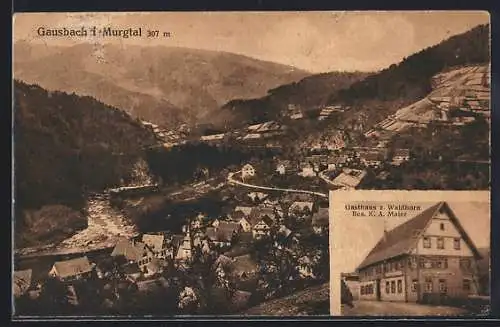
[227,171,328,198]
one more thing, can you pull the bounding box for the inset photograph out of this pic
[330,190,490,316]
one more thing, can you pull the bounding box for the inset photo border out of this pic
[329,190,490,317]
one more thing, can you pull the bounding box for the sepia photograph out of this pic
[330,190,490,317]
[12,11,490,317]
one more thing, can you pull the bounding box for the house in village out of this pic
[327,156,348,171]
[142,233,170,259]
[248,192,268,203]
[245,206,278,239]
[392,148,411,166]
[289,201,315,217]
[200,133,225,142]
[175,232,194,261]
[49,256,95,282]
[111,238,156,271]
[229,206,254,226]
[232,206,253,218]
[360,152,384,168]
[298,162,316,177]
[229,211,253,232]
[356,202,482,304]
[13,269,33,298]
[206,222,241,248]
[276,160,293,175]
[312,207,329,234]
[252,215,275,239]
[241,164,256,180]
[332,168,367,190]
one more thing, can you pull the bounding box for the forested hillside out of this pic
[14,81,157,247]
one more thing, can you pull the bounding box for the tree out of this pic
[37,278,73,315]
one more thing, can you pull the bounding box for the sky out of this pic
[330,191,490,275]
[12,11,489,73]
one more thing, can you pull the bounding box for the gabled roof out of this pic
[206,227,235,242]
[13,269,32,297]
[234,206,253,216]
[219,221,241,232]
[111,239,150,262]
[256,215,274,228]
[248,207,276,226]
[278,225,292,238]
[231,211,246,221]
[51,256,93,279]
[357,202,482,271]
[142,234,165,253]
[248,192,268,200]
[214,254,234,268]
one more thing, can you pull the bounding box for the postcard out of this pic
[330,190,490,316]
[12,11,489,318]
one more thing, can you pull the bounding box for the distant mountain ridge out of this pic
[330,24,490,106]
[219,24,489,132]
[13,43,310,128]
[215,71,371,128]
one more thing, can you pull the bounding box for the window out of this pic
[435,258,443,269]
[397,279,403,293]
[419,257,425,268]
[454,238,461,250]
[423,237,431,248]
[463,279,471,292]
[460,258,471,270]
[408,257,417,269]
[440,223,445,231]
[391,280,396,294]
[439,279,447,294]
[411,279,418,292]
[425,277,433,293]
[386,281,390,294]
[361,285,365,295]
[437,237,445,249]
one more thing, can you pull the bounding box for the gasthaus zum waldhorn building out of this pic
[356,202,482,304]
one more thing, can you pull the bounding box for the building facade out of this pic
[357,202,482,304]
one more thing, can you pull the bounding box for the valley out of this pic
[12,20,490,317]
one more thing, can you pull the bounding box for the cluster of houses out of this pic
[140,120,184,148]
[318,105,350,121]
[236,121,287,141]
[14,189,330,312]
[364,65,490,139]
[286,104,304,120]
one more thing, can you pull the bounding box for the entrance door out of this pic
[376,279,381,301]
